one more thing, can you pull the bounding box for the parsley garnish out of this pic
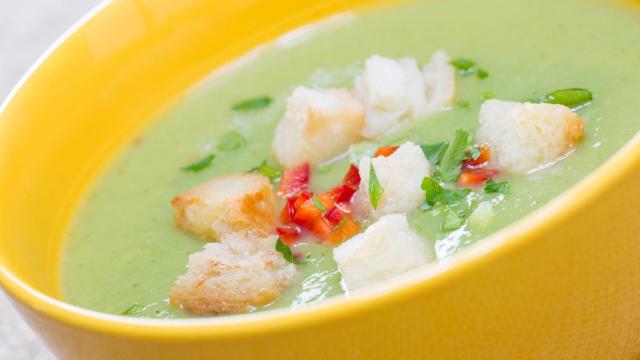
[217,130,246,151]
[312,194,327,212]
[421,176,470,207]
[250,161,282,183]
[476,68,489,79]
[540,88,592,109]
[457,100,470,109]
[436,129,470,182]
[122,304,145,316]
[232,96,272,111]
[368,164,384,209]
[484,179,510,194]
[420,142,448,166]
[450,58,476,75]
[181,154,214,172]
[275,237,302,264]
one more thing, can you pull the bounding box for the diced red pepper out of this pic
[462,144,491,169]
[279,163,310,198]
[292,198,324,228]
[458,168,498,188]
[326,184,357,203]
[277,225,301,245]
[342,164,361,188]
[280,191,312,223]
[374,146,399,158]
[322,203,351,228]
[326,216,360,244]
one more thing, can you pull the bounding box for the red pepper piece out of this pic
[458,168,498,188]
[462,144,491,169]
[279,163,310,198]
[374,146,399,158]
[277,225,301,245]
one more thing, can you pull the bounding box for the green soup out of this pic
[61,0,640,318]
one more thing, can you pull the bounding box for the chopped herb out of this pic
[181,154,214,172]
[250,161,282,183]
[441,209,466,232]
[312,194,327,212]
[368,164,384,209]
[484,179,510,194]
[122,304,145,315]
[457,100,470,109]
[450,58,476,75]
[467,145,482,160]
[476,68,489,79]
[437,129,471,182]
[440,188,471,205]
[275,237,303,264]
[421,142,448,166]
[540,88,592,109]
[481,91,495,100]
[421,177,443,206]
[232,96,272,111]
[217,130,246,151]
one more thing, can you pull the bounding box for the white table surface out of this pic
[1,1,101,358]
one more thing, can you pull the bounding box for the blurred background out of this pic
[1,1,100,358]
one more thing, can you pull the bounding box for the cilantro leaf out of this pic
[217,130,246,151]
[122,304,145,316]
[476,68,489,79]
[440,188,471,205]
[450,58,476,75]
[421,176,443,206]
[181,154,214,172]
[368,164,384,209]
[275,237,303,264]
[250,161,282,183]
[232,96,272,111]
[437,129,470,182]
[421,142,449,166]
[540,88,592,109]
[484,179,510,194]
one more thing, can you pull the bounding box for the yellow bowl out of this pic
[2,1,640,359]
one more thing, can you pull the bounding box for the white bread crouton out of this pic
[170,233,296,314]
[333,214,435,292]
[355,55,427,139]
[272,87,365,167]
[476,100,585,174]
[423,50,456,110]
[172,173,277,240]
[353,142,432,219]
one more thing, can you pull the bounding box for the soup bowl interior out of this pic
[1,0,640,359]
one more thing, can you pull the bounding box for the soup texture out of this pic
[62,0,640,318]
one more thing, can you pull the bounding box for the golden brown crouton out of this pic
[169,234,296,314]
[171,173,277,240]
[272,86,365,167]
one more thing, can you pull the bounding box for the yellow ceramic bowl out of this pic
[2,1,640,359]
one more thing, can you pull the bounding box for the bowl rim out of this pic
[1,0,639,340]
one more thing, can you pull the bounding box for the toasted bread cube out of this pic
[477,100,585,174]
[355,55,427,139]
[172,173,277,240]
[170,234,296,314]
[272,87,365,167]
[423,50,456,110]
[353,142,432,219]
[333,214,435,292]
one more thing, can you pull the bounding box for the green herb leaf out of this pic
[476,68,489,79]
[441,209,466,232]
[312,194,327,212]
[122,304,145,315]
[481,91,495,100]
[484,179,510,194]
[440,188,471,205]
[457,100,470,109]
[368,164,384,209]
[467,145,482,160]
[420,142,448,166]
[181,154,215,172]
[251,161,282,183]
[540,88,592,109]
[232,96,272,111]
[437,129,470,183]
[450,58,476,75]
[421,176,443,206]
[275,237,302,264]
[217,130,246,151]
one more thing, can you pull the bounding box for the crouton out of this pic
[170,233,296,314]
[476,100,585,174]
[333,213,435,292]
[423,50,456,110]
[172,173,277,240]
[353,142,432,219]
[355,55,427,139]
[272,87,365,168]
